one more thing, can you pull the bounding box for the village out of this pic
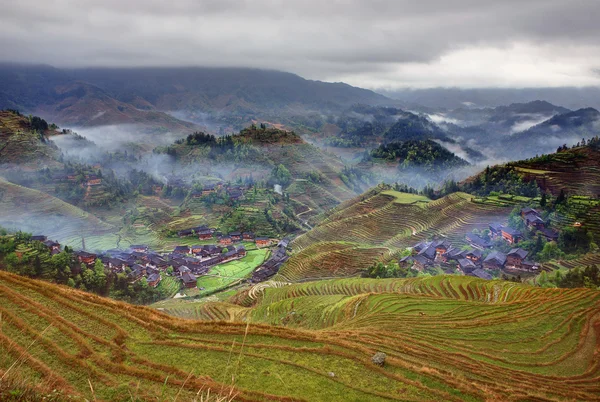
[28,226,290,294]
[400,207,560,280]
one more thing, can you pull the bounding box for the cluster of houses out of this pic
[190,182,250,202]
[400,207,559,280]
[51,171,102,187]
[400,238,538,280]
[250,238,291,282]
[176,225,273,248]
[30,231,284,290]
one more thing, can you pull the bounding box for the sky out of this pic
[2,0,600,89]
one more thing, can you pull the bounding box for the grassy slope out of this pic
[0,177,119,250]
[1,271,599,401]
[276,189,510,282]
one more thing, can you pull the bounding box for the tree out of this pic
[556,189,566,205]
[271,164,292,186]
[94,259,107,292]
[540,192,547,208]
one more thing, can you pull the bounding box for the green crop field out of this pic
[1,271,599,401]
[195,249,269,296]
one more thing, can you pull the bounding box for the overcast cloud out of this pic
[2,0,600,89]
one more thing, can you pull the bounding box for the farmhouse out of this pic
[43,240,61,252]
[540,228,559,242]
[466,233,492,250]
[85,176,102,186]
[177,265,191,276]
[412,241,431,254]
[506,248,528,269]
[489,223,504,239]
[457,258,477,273]
[501,227,522,244]
[469,268,493,280]
[130,245,148,253]
[255,237,271,247]
[147,273,161,288]
[181,272,197,288]
[413,255,433,271]
[128,264,146,282]
[483,251,507,270]
[219,236,233,246]
[417,245,437,261]
[465,249,483,263]
[74,251,97,265]
[173,246,190,254]
[197,229,213,240]
[523,211,545,230]
[431,240,451,255]
[31,235,47,242]
[230,231,242,241]
[442,248,466,263]
[243,232,255,240]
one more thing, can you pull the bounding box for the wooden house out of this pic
[465,249,483,263]
[31,235,47,242]
[255,237,271,247]
[230,232,242,241]
[147,273,162,288]
[43,240,61,252]
[431,240,451,256]
[501,227,522,244]
[523,212,545,230]
[506,248,528,269]
[181,272,197,288]
[469,268,493,280]
[243,232,255,240]
[457,258,477,273]
[130,245,148,253]
[236,246,247,258]
[483,252,507,270]
[173,245,190,254]
[75,251,97,265]
[540,228,559,242]
[198,229,213,240]
[219,236,233,246]
[489,223,504,239]
[465,233,492,250]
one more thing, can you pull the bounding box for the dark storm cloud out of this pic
[1,0,600,88]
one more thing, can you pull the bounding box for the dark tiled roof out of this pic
[508,248,528,259]
[470,268,493,280]
[484,251,507,265]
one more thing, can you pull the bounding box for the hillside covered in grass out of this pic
[1,271,599,401]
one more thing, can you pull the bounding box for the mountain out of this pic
[381,86,600,110]
[2,270,599,401]
[0,64,392,131]
[505,107,600,157]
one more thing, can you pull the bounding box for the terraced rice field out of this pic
[542,253,600,271]
[0,178,119,250]
[3,271,599,401]
[514,147,600,197]
[195,249,269,296]
[280,191,510,281]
